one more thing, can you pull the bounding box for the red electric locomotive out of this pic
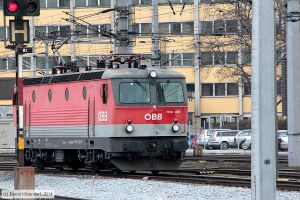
[21,67,188,172]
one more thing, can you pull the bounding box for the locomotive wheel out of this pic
[113,168,122,175]
[151,170,159,175]
[69,160,81,171]
[34,159,45,171]
[56,164,64,171]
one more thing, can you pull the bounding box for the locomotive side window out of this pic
[102,84,108,104]
[120,81,150,104]
[156,82,184,103]
[65,88,69,101]
[48,89,52,102]
[32,90,36,103]
[83,87,87,100]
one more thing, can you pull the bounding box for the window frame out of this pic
[156,82,184,103]
[119,81,151,104]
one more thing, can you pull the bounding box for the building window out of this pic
[201,52,213,65]
[139,0,152,5]
[0,27,4,40]
[59,0,70,8]
[75,25,87,37]
[76,57,88,68]
[227,83,238,96]
[59,26,71,37]
[100,24,111,37]
[0,58,7,71]
[47,0,57,8]
[171,54,182,66]
[100,0,111,7]
[22,57,31,70]
[87,25,99,38]
[35,26,46,38]
[141,23,151,35]
[0,79,15,100]
[182,53,194,66]
[226,20,238,34]
[36,57,46,70]
[40,0,46,8]
[242,51,251,65]
[170,23,181,35]
[214,20,225,35]
[159,23,169,35]
[8,58,15,70]
[186,84,195,98]
[201,21,213,35]
[160,54,170,66]
[244,82,251,95]
[202,84,214,96]
[215,83,225,96]
[65,88,69,101]
[214,52,225,65]
[48,89,52,102]
[226,51,238,65]
[133,24,140,35]
[75,0,86,7]
[182,22,194,35]
[48,26,59,35]
[88,0,98,6]
[83,87,87,100]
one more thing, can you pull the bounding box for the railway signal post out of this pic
[3,0,40,167]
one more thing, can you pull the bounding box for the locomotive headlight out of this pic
[149,70,157,78]
[126,124,134,133]
[172,124,180,132]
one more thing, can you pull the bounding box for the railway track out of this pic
[0,153,16,158]
[37,167,300,191]
[0,162,17,170]
[185,155,288,163]
[178,168,300,179]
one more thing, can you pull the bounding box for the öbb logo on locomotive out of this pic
[144,113,163,121]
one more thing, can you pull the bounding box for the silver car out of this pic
[207,130,240,150]
[234,130,251,149]
[278,130,288,150]
[197,129,230,149]
[241,130,288,151]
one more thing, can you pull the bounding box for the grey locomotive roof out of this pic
[23,68,185,86]
[102,68,185,79]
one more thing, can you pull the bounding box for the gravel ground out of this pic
[0,171,299,200]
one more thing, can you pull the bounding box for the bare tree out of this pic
[199,0,286,85]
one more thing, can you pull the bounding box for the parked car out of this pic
[243,138,251,150]
[234,130,251,149]
[207,130,240,150]
[240,130,288,151]
[196,129,230,149]
[278,130,288,150]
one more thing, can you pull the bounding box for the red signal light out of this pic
[7,1,19,13]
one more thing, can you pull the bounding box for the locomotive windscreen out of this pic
[119,81,151,104]
[156,82,184,103]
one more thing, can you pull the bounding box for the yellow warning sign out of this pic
[18,136,24,150]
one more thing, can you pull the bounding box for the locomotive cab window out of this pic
[102,84,108,104]
[156,82,184,103]
[119,81,150,104]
